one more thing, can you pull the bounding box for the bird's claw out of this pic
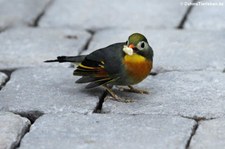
[103,85,134,103]
[117,85,149,94]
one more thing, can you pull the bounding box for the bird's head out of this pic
[123,33,153,61]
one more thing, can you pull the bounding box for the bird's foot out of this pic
[117,85,149,94]
[103,85,133,103]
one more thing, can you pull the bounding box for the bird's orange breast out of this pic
[123,54,152,84]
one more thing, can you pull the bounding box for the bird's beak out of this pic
[128,44,135,49]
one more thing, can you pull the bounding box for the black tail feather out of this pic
[44,55,86,63]
[85,78,113,89]
[76,76,102,83]
[76,76,111,84]
[44,59,59,62]
[73,70,98,76]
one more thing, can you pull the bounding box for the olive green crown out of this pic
[128,33,148,45]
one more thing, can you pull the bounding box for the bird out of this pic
[45,33,154,102]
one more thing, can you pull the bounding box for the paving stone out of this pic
[185,0,225,30]
[0,27,91,69]
[103,71,225,118]
[82,29,225,72]
[0,72,8,86]
[0,67,101,114]
[0,0,51,30]
[190,118,225,149]
[19,113,195,149]
[0,112,30,149]
[40,0,190,30]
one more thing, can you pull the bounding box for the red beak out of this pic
[128,44,135,49]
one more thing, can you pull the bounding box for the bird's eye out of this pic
[137,41,148,51]
[141,42,145,48]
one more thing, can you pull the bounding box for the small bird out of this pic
[45,33,153,102]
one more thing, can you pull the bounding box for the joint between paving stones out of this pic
[12,123,30,149]
[0,69,16,90]
[12,111,44,148]
[7,112,41,149]
[149,72,158,76]
[93,90,108,113]
[180,115,216,149]
[29,0,54,27]
[0,26,10,33]
[78,29,96,55]
[14,110,44,124]
[181,115,216,121]
[185,121,198,149]
[177,0,199,29]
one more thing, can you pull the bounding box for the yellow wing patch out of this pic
[78,63,96,70]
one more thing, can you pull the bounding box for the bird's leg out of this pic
[102,85,133,103]
[103,85,119,100]
[119,85,149,94]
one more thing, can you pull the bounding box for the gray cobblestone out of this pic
[185,0,225,30]
[103,71,225,118]
[190,118,225,149]
[19,113,195,149]
[0,112,30,149]
[0,27,90,69]
[0,0,51,30]
[0,1,224,148]
[0,67,101,114]
[40,0,190,30]
[0,72,7,86]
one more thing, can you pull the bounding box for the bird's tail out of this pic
[44,55,86,63]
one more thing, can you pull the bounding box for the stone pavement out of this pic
[0,0,224,149]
